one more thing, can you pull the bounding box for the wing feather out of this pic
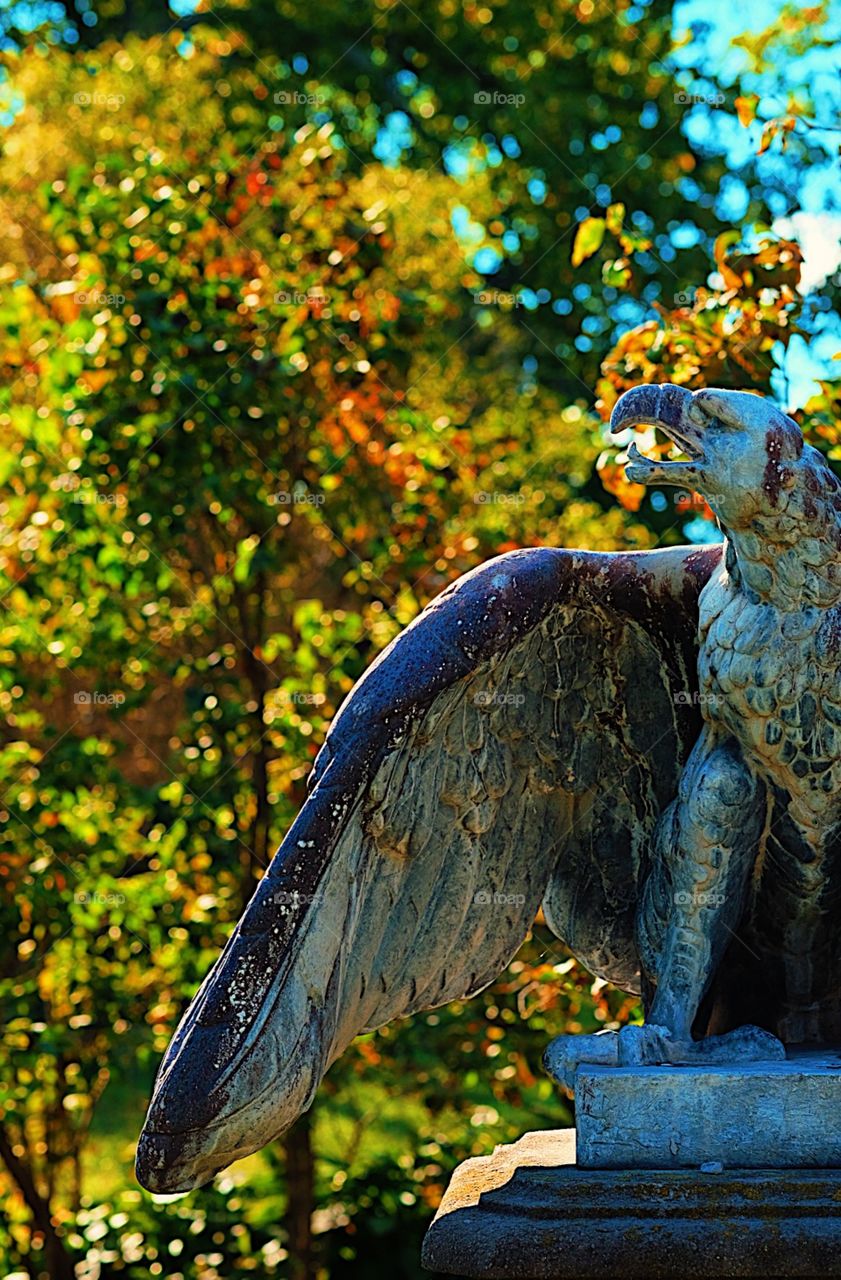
[137,543,721,1192]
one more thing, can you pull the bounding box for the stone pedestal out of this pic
[421,1130,841,1278]
[573,1046,841,1170]
[423,1049,841,1277]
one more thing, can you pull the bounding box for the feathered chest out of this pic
[697,570,841,826]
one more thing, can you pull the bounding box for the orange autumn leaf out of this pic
[48,294,80,325]
[714,231,744,289]
[735,93,760,127]
[345,418,370,445]
[79,369,112,393]
[596,456,645,512]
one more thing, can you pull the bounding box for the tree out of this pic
[0,5,837,1278]
[4,0,741,398]
[0,29,650,1278]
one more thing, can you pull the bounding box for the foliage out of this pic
[2,0,739,397]
[0,3,837,1279]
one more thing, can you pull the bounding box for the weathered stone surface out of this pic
[575,1046,841,1170]
[421,1130,841,1278]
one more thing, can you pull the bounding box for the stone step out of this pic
[422,1128,841,1278]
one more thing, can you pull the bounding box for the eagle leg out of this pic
[633,728,783,1061]
[545,730,785,1089]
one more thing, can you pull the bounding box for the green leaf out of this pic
[602,258,631,288]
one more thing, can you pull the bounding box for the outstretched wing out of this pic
[137,542,721,1192]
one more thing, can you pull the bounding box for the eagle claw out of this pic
[545,1023,786,1090]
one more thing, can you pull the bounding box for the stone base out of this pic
[574,1046,841,1170]
[421,1130,841,1278]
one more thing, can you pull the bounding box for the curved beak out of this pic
[609,383,706,487]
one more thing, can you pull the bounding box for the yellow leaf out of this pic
[571,217,605,267]
[605,202,625,237]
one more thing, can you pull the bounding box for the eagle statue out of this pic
[137,384,841,1194]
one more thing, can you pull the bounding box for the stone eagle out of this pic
[137,384,841,1193]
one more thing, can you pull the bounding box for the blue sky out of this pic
[674,0,841,408]
[365,0,841,409]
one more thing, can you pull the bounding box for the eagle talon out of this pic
[617,1023,675,1066]
[618,1022,786,1068]
[543,1021,786,1091]
[543,1030,620,1091]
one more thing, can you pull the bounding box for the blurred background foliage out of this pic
[0,0,838,1276]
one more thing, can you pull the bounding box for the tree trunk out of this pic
[284,1110,316,1280]
[0,1124,75,1280]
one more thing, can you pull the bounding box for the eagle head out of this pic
[608,384,834,536]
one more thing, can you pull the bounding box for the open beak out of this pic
[609,383,706,488]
